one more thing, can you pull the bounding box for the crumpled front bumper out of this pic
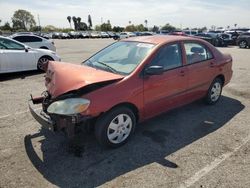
[28,100,55,131]
[28,95,93,137]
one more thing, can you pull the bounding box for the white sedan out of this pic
[0,36,61,74]
[10,34,56,52]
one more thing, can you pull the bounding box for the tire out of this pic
[95,106,136,148]
[37,56,53,71]
[214,39,219,47]
[205,78,223,105]
[239,40,248,48]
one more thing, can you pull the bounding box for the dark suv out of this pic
[237,32,250,48]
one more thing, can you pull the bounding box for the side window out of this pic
[14,36,42,43]
[151,43,182,70]
[0,38,24,50]
[29,36,43,42]
[13,36,27,42]
[184,43,213,64]
[0,43,7,49]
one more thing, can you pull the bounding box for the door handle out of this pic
[179,70,185,76]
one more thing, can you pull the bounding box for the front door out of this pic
[143,43,188,119]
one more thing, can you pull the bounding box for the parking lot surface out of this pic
[0,39,250,188]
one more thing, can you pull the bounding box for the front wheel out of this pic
[37,56,53,71]
[95,107,136,148]
[205,78,223,105]
[239,40,248,48]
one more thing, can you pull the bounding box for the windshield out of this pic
[83,41,155,75]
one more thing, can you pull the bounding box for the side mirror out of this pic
[25,47,29,52]
[145,65,164,75]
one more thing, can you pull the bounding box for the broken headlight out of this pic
[47,98,90,115]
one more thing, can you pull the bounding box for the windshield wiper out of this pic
[95,61,119,74]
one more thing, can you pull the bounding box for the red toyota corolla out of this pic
[29,35,233,148]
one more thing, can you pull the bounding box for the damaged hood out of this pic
[45,61,124,97]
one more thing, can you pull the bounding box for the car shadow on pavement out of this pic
[0,70,43,81]
[24,96,244,188]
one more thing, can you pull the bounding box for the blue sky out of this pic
[0,0,250,29]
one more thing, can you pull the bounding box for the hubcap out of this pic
[210,82,221,102]
[38,58,49,70]
[107,114,132,144]
[240,41,247,48]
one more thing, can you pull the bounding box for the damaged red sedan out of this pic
[29,36,233,148]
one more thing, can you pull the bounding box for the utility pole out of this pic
[37,14,41,34]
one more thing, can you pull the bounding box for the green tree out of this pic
[112,26,124,32]
[30,26,42,32]
[100,22,112,31]
[79,22,88,31]
[200,26,207,32]
[95,25,101,31]
[125,24,136,32]
[1,22,12,31]
[12,9,36,31]
[136,24,147,31]
[152,25,159,32]
[161,23,176,32]
[42,25,57,32]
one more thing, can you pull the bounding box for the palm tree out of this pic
[76,17,81,30]
[88,15,92,30]
[67,16,72,28]
[144,19,148,28]
[77,17,81,24]
[72,16,77,30]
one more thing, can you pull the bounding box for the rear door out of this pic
[183,42,216,101]
[143,43,188,119]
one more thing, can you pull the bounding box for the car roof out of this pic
[122,35,201,45]
[11,34,43,38]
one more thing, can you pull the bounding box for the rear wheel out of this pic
[37,56,53,71]
[205,78,223,105]
[95,106,136,148]
[239,40,248,48]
